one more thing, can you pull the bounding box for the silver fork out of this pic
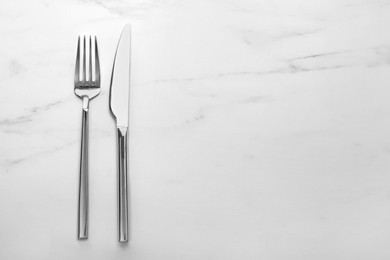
[74,36,100,240]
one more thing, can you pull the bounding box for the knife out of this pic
[109,24,131,243]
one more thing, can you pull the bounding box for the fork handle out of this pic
[117,127,129,242]
[78,97,89,239]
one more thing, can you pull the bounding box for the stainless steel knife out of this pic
[109,24,131,243]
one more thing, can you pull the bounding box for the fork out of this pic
[74,36,100,240]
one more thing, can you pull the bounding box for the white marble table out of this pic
[1,0,390,259]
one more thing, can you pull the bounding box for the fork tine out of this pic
[82,36,86,82]
[74,36,80,85]
[89,36,92,82]
[94,36,100,86]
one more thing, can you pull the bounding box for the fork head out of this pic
[74,35,101,100]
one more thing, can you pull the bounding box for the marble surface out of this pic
[1,0,390,259]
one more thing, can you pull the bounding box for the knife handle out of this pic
[117,127,129,242]
[78,97,89,239]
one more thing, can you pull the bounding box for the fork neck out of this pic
[82,96,90,112]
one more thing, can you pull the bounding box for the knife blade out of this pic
[109,24,131,243]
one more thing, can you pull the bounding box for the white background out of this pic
[1,0,390,259]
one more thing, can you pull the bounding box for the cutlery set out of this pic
[74,25,131,243]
